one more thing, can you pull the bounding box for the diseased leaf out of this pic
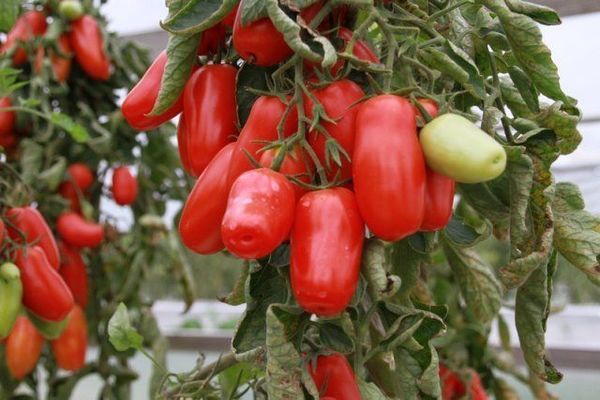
[319,322,355,354]
[505,146,534,256]
[444,215,489,247]
[240,0,269,25]
[481,0,570,104]
[362,238,400,301]
[458,183,510,239]
[508,65,539,113]
[553,182,600,286]
[534,101,582,155]
[515,251,563,383]
[442,239,502,324]
[505,0,561,26]
[358,378,388,400]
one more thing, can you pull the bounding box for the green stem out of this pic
[427,0,471,22]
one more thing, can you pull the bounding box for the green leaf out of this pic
[508,65,539,113]
[552,182,600,286]
[362,238,400,301]
[481,0,570,105]
[39,157,67,192]
[219,261,249,306]
[319,322,355,354]
[442,239,502,324]
[0,0,19,33]
[240,0,269,25]
[162,0,238,35]
[505,0,561,26]
[19,139,43,185]
[358,378,388,400]
[232,263,288,355]
[444,215,488,247]
[458,182,510,240]
[49,112,90,143]
[265,304,309,399]
[390,239,428,306]
[515,251,563,383]
[219,362,263,399]
[108,303,144,352]
[505,146,534,256]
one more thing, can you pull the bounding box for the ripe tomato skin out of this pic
[51,304,87,372]
[0,132,18,149]
[57,212,104,248]
[439,364,489,400]
[15,247,74,322]
[5,316,44,380]
[198,24,227,55]
[227,96,297,188]
[0,11,48,66]
[259,145,313,200]
[222,168,296,259]
[35,35,72,83]
[180,64,238,177]
[232,1,293,66]
[58,242,89,308]
[6,207,61,270]
[122,50,183,131]
[414,100,456,231]
[291,188,363,316]
[112,166,138,206]
[179,143,236,255]
[304,80,364,181]
[420,114,507,184]
[353,95,425,241]
[59,163,94,212]
[307,353,361,400]
[338,27,379,64]
[221,5,239,28]
[0,97,16,136]
[0,219,5,246]
[69,15,111,80]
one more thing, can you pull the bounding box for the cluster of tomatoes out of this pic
[0,1,111,151]
[121,1,505,397]
[0,160,137,380]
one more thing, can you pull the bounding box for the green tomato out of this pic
[58,0,85,21]
[0,263,22,339]
[420,114,507,183]
[27,310,70,340]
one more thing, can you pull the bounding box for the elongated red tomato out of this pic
[259,145,313,200]
[122,50,183,131]
[57,212,104,248]
[338,27,379,64]
[70,15,111,80]
[221,5,239,28]
[180,64,238,177]
[34,35,72,83]
[0,132,18,149]
[413,100,455,231]
[353,95,425,241]
[112,166,138,206]
[304,80,364,181]
[222,168,296,259]
[307,353,361,400]
[15,247,74,322]
[179,143,236,254]
[0,219,5,246]
[291,188,363,316]
[58,242,89,308]
[198,24,227,55]
[227,96,297,188]
[232,0,293,66]
[0,11,47,66]
[51,304,87,372]
[6,207,60,270]
[0,97,16,136]
[5,316,44,380]
[58,163,94,212]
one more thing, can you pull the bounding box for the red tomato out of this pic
[232,0,293,66]
[338,27,379,64]
[69,15,111,80]
[0,219,5,246]
[0,97,16,136]
[112,166,138,206]
[34,35,72,83]
[413,98,439,127]
[197,24,227,55]
[227,96,297,188]
[58,242,89,308]
[15,247,74,322]
[353,95,425,241]
[57,212,104,248]
[179,143,236,254]
[291,188,363,316]
[0,132,18,149]
[0,11,47,66]
[58,163,94,211]
[222,168,296,259]
[122,50,183,131]
[176,114,192,172]
[307,353,361,400]
[51,304,87,372]
[6,207,61,270]
[180,64,238,177]
[259,145,313,200]
[221,5,239,28]
[5,316,44,380]
[439,365,489,400]
[304,80,364,181]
